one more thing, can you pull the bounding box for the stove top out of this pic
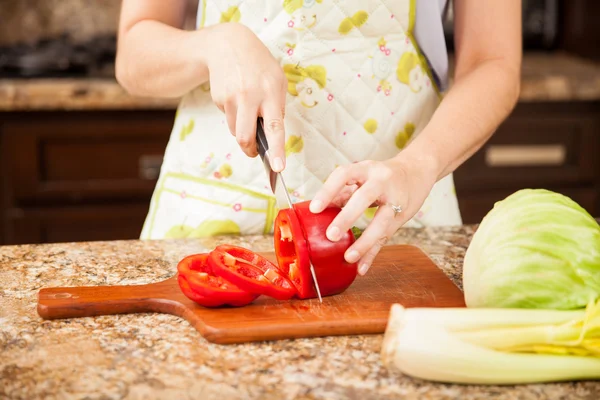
[0,34,117,79]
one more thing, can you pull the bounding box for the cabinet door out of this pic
[454,102,599,192]
[453,102,600,223]
[2,110,174,204]
[4,203,150,245]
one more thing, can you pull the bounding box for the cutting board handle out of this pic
[37,278,176,320]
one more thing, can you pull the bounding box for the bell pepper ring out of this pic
[208,245,297,300]
[274,200,359,299]
[177,275,228,308]
[176,253,258,307]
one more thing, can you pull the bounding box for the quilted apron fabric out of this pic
[140,0,463,240]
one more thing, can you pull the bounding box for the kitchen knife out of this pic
[256,117,323,302]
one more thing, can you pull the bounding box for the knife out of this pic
[256,117,323,303]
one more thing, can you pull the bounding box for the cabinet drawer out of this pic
[456,187,598,225]
[4,203,150,244]
[2,110,174,204]
[454,103,599,191]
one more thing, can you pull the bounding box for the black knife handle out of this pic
[256,117,269,160]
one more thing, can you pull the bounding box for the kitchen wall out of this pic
[0,0,198,46]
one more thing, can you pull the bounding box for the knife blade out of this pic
[256,117,323,302]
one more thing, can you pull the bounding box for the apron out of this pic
[141,0,463,240]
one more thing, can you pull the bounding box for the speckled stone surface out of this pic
[1,226,599,400]
[1,52,600,112]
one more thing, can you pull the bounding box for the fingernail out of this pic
[346,250,360,263]
[310,199,323,213]
[327,226,340,241]
[358,263,370,276]
[273,157,284,172]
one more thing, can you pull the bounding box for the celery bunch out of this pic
[381,299,600,385]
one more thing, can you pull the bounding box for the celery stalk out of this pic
[381,300,600,385]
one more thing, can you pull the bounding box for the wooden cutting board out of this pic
[37,245,465,344]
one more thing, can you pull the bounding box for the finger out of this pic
[223,100,237,137]
[326,182,380,242]
[344,206,393,272]
[330,184,358,208]
[260,101,286,172]
[310,164,367,214]
[235,101,259,157]
[357,236,388,276]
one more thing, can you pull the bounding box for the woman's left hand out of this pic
[309,154,438,276]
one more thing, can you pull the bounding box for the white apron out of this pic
[141,0,462,240]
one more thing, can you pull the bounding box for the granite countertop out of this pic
[1,226,599,400]
[1,52,600,112]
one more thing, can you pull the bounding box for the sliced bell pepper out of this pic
[274,200,358,299]
[177,275,228,308]
[176,253,258,307]
[208,244,296,300]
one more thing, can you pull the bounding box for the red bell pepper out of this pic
[208,244,296,300]
[177,275,227,308]
[274,201,358,299]
[176,253,258,307]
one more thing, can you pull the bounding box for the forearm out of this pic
[402,58,521,181]
[116,21,213,98]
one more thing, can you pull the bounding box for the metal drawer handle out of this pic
[139,155,164,180]
[485,144,566,167]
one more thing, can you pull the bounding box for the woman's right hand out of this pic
[204,23,288,172]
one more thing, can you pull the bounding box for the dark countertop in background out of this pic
[1,225,599,399]
[1,52,600,112]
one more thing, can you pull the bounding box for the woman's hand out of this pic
[205,23,288,172]
[309,153,439,276]
[117,3,288,172]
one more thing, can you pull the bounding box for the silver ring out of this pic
[388,203,403,218]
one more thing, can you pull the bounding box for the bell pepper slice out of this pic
[208,245,296,300]
[176,253,258,307]
[274,201,359,299]
[177,275,228,308]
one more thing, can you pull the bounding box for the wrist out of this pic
[194,23,249,70]
[189,24,225,75]
[395,139,442,183]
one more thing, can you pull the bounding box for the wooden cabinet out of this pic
[0,101,598,245]
[0,110,174,244]
[453,101,600,223]
[5,203,151,244]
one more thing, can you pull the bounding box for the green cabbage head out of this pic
[463,189,600,310]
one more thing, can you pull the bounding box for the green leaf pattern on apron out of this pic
[285,135,304,156]
[395,122,415,149]
[179,119,195,141]
[338,11,369,35]
[220,6,241,23]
